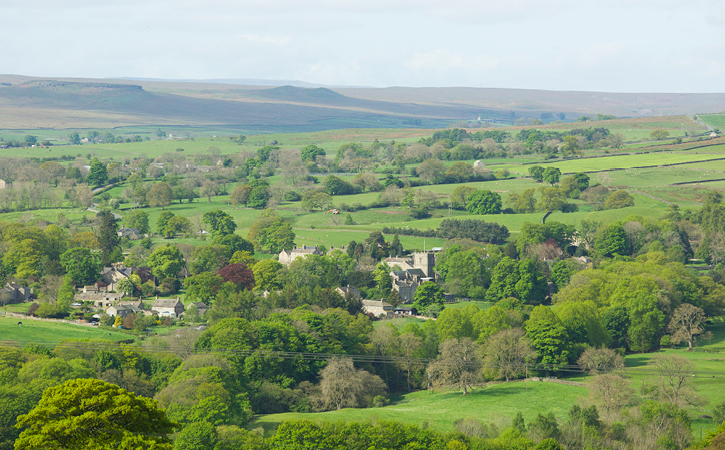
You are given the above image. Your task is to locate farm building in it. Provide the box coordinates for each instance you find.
[151,298,185,317]
[362,299,393,317]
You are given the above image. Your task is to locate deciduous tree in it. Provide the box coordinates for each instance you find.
[668,303,709,350]
[427,337,482,395]
[14,378,178,450]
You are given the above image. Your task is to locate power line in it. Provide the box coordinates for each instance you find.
[6,339,725,378]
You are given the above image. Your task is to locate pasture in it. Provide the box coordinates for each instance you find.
[249,381,588,436]
[0,316,131,344]
[251,319,725,437]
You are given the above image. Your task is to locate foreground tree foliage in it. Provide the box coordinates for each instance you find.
[14,378,178,450]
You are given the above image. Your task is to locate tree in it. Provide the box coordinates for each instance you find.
[188,246,228,275]
[572,173,590,191]
[526,305,570,373]
[123,210,150,235]
[542,167,561,185]
[668,303,709,350]
[604,190,634,209]
[163,215,191,238]
[301,144,326,162]
[648,354,695,406]
[301,191,332,212]
[529,165,545,182]
[185,273,224,305]
[252,259,283,291]
[560,136,581,157]
[156,211,175,235]
[86,158,108,187]
[427,337,482,395]
[577,348,625,374]
[230,184,252,208]
[60,247,99,286]
[650,129,670,140]
[212,234,255,258]
[507,188,537,213]
[148,244,185,281]
[606,133,624,149]
[96,211,121,266]
[324,176,354,195]
[14,378,178,450]
[319,358,386,410]
[485,257,548,305]
[451,186,477,210]
[484,328,537,381]
[442,250,489,299]
[146,182,173,209]
[589,374,633,420]
[40,161,66,187]
[465,190,502,215]
[217,263,255,291]
[202,210,237,238]
[627,292,665,352]
[116,277,135,296]
[416,158,445,184]
[412,281,445,312]
[247,211,295,254]
[174,421,218,450]
[446,162,474,183]
[67,132,81,145]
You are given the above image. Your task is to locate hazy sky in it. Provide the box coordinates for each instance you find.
[3,0,724,92]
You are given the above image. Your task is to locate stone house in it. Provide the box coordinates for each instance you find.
[117,227,141,240]
[278,245,324,266]
[188,302,208,317]
[361,299,393,317]
[151,297,185,317]
[0,179,12,190]
[75,291,125,308]
[0,282,32,305]
[102,265,135,292]
[335,285,361,299]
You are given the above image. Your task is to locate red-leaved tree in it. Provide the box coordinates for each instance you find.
[217,263,255,290]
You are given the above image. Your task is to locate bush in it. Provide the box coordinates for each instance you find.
[284,191,301,202]
[372,395,389,407]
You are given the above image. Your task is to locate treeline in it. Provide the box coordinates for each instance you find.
[382,218,510,245]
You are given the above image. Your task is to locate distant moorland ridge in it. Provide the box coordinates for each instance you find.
[0,74,723,131]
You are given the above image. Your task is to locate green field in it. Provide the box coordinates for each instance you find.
[700,114,725,130]
[0,316,131,344]
[249,382,587,436]
[252,319,725,437]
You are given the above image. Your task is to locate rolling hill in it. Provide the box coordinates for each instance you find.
[0,74,723,132]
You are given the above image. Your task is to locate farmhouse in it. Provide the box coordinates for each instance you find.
[106,305,132,318]
[151,297,185,317]
[101,264,135,291]
[0,282,31,305]
[75,290,125,307]
[279,245,324,266]
[117,227,141,240]
[0,179,12,190]
[361,299,393,317]
[335,285,361,299]
[188,302,208,317]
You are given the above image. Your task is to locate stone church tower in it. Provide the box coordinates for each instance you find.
[413,252,435,278]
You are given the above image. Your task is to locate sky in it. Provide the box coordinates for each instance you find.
[3,0,724,92]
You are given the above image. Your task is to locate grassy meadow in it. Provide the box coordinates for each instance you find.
[249,382,588,436]
[0,316,131,343]
[250,319,725,437]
